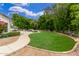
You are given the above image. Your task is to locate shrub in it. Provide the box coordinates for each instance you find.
[6,32,20,36]
[0,23,7,34]
[0,25,4,34]
[0,31,20,38]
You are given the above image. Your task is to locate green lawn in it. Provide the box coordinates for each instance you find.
[29,31,76,52]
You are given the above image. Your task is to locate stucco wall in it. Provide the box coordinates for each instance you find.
[0,14,9,23]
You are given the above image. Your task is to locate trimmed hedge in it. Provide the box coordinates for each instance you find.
[0,32,20,38]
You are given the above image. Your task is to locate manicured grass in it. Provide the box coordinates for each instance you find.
[29,31,76,52]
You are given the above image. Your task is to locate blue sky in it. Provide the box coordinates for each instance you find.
[0,3,53,19]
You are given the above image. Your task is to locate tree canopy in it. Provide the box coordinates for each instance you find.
[12,3,79,35]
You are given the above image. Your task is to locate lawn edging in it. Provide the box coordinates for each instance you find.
[28,31,79,53]
[28,42,78,53]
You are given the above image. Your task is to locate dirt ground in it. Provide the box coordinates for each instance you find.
[0,36,19,46]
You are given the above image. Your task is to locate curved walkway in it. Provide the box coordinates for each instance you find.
[8,31,79,56]
[0,31,30,56]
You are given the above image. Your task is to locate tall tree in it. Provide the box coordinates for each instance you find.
[12,14,31,29]
[69,4,79,31]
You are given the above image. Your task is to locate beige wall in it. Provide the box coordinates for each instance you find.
[0,14,9,23]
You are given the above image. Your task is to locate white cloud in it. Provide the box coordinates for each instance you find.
[0,4,4,10]
[9,6,44,17]
[12,3,29,7]
[0,3,4,6]
[9,6,24,12]
[8,12,19,16]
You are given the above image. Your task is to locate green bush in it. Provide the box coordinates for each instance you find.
[0,24,7,34]
[0,25,4,34]
[6,32,20,36]
[0,31,20,38]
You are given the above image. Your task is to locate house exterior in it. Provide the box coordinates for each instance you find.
[0,13,11,32]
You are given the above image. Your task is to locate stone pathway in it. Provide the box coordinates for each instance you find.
[0,31,30,56]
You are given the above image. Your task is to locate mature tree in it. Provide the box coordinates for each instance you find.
[12,3,79,34]
[38,3,71,32]
[52,4,72,32]
[69,4,79,31]
[38,14,53,31]
[12,14,31,29]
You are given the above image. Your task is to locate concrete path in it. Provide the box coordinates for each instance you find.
[0,31,30,56]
